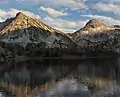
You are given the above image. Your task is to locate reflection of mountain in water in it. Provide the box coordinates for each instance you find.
[0,57,120,96]
[2,56,120,86]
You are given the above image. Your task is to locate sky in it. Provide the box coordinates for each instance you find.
[0,0,120,33]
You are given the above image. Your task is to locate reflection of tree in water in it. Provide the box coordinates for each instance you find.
[0,57,120,85]
[29,57,120,86]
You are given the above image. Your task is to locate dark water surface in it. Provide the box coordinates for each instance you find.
[0,56,120,97]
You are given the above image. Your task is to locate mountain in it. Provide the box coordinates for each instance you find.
[0,12,77,64]
[73,19,114,37]
[0,12,75,48]
[73,19,120,55]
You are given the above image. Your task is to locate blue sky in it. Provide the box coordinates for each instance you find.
[0,0,120,33]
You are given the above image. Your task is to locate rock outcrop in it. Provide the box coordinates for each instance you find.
[73,19,113,37]
[73,19,120,54]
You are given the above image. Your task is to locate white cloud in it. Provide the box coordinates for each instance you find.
[0,17,3,22]
[10,9,41,19]
[59,28,76,33]
[105,0,120,5]
[43,16,88,33]
[91,2,120,15]
[82,14,120,25]
[40,6,68,18]
[18,0,86,11]
[0,8,41,22]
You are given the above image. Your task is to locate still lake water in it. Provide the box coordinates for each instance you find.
[1,56,120,97]
[38,57,120,97]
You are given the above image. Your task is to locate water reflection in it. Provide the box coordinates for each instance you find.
[2,56,120,85]
[0,56,120,97]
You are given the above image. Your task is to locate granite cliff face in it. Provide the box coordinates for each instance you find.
[73,19,120,55]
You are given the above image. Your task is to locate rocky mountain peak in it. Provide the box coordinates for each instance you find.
[0,13,75,48]
[0,12,48,35]
[16,12,24,16]
[85,19,105,28]
[15,12,28,19]
[73,19,112,37]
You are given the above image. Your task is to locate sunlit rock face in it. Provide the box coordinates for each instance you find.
[0,12,75,48]
[0,12,77,65]
[73,19,120,54]
[73,19,112,37]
